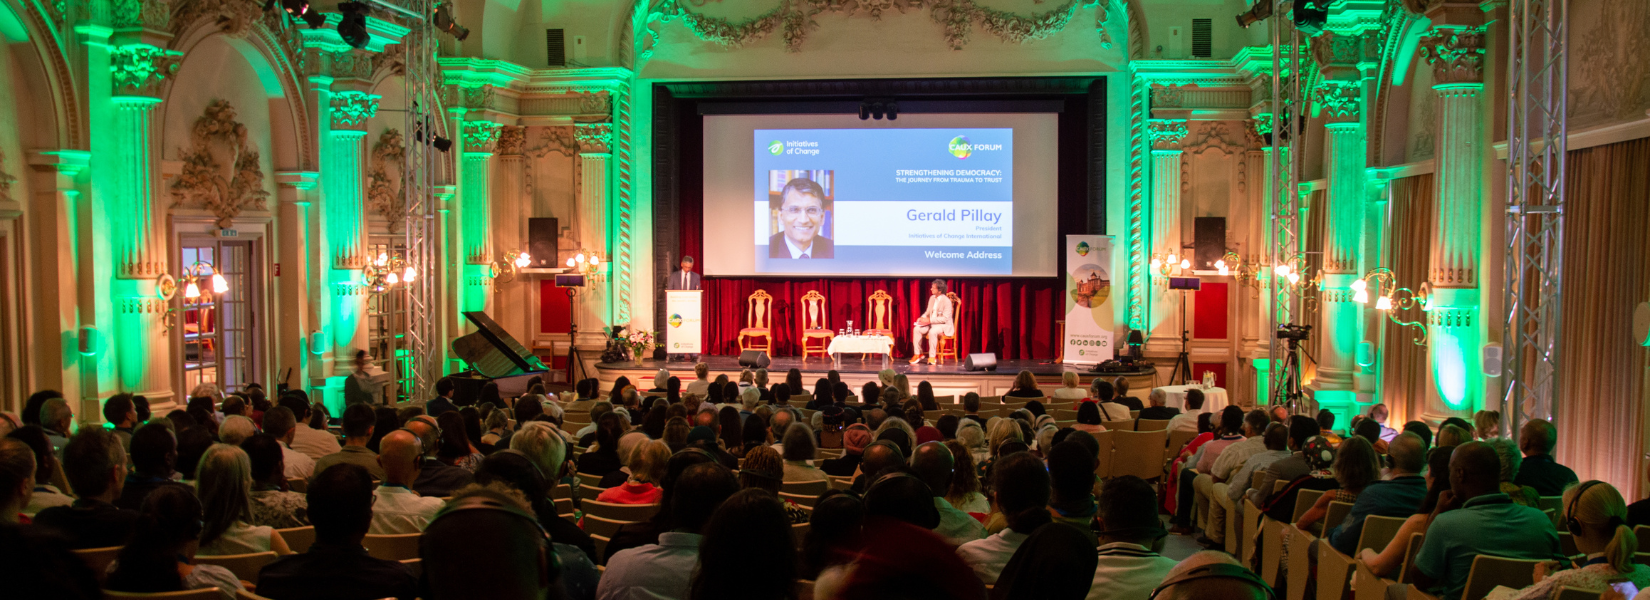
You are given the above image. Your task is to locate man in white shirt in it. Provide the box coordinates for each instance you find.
[912,442,984,546]
[909,279,954,365]
[598,462,739,600]
[1089,475,1179,600]
[957,452,1047,583]
[281,395,341,460]
[1090,380,1133,422]
[370,430,445,534]
[261,406,315,481]
[1200,409,1269,546]
[1223,423,1292,527]
[1166,390,1207,433]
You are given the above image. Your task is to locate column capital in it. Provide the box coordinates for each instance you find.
[1146,119,1188,152]
[329,91,380,131]
[496,126,527,156]
[462,120,503,154]
[28,149,92,174]
[1249,113,1274,146]
[1312,80,1363,123]
[110,44,182,99]
[575,123,613,154]
[275,171,321,191]
[1420,26,1487,86]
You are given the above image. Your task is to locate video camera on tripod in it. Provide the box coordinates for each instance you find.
[1275,323,1313,342]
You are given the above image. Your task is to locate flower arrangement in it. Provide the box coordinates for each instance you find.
[627,330,660,360]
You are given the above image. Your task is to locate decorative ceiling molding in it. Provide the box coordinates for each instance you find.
[1418,25,1486,86]
[1181,120,1258,155]
[169,99,269,227]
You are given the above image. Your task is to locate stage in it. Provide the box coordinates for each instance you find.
[593,355,1160,401]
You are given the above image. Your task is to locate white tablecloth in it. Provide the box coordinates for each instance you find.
[826,335,894,356]
[1153,385,1230,414]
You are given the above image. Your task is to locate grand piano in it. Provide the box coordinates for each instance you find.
[448,311,553,403]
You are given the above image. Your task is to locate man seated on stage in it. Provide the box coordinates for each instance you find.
[666,255,701,290]
[909,279,954,365]
[768,178,834,259]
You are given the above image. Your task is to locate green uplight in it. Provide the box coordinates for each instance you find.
[1434,335,1469,407]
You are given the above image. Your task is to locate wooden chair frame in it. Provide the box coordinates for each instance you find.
[798,290,834,359]
[738,290,774,354]
[864,290,895,339]
[935,292,962,364]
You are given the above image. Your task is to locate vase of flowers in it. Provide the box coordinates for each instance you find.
[626,330,658,366]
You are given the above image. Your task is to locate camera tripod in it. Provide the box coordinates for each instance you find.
[1167,290,1195,385]
[1270,333,1312,414]
[563,287,587,385]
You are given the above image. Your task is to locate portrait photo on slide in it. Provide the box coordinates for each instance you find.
[765,170,835,259]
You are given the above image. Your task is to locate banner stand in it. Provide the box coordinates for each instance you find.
[1061,235,1117,365]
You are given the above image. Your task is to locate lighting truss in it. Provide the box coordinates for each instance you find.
[396,0,440,402]
[1267,0,1306,409]
[1501,0,1568,436]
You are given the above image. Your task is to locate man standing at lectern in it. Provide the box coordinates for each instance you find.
[909,279,953,365]
[668,255,701,290]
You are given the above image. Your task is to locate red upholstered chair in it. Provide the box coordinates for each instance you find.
[864,290,895,340]
[799,290,834,359]
[935,292,962,364]
[738,290,774,354]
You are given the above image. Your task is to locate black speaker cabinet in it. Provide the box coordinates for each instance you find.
[528,218,558,268]
[738,350,771,368]
[963,353,997,372]
[1194,217,1226,270]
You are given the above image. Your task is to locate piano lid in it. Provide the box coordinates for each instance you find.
[451,311,546,378]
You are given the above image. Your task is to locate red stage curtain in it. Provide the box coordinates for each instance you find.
[701,278,1063,360]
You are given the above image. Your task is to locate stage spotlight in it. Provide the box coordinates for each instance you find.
[433,2,470,41]
[337,2,371,49]
[432,136,452,152]
[859,103,870,120]
[870,102,885,120]
[886,101,898,120]
[1235,0,1272,28]
[1292,0,1328,36]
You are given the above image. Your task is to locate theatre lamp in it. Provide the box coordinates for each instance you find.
[364,252,415,294]
[1353,267,1430,346]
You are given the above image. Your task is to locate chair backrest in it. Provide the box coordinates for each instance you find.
[1167,429,1198,454]
[400,558,422,580]
[552,483,572,500]
[1461,555,1543,600]
[1398,532,1426,583]
[1250,470,1267,492]
[748,290,774,330]
[583,514,629,539]
[583,500,662,523]
[285,477,307,493]
[74,545,123,583]
[946,291,963,345]
[1091,430,1115,479]
[866,290,894,332]
[781,479,830,496]
[1559,532,1578,558]
[779,491,822,507]
[1553,586,1603,600]
[792,522,810,548]
[237,589,276,600]
[1103,419,1136,432]
[1053,408,1079,422]
[1324,501,1355,531]
[194,551,279,584]
[1636,526,1650,553]
[361,533,422,561]
[1539,496,1564,530]
[273,526,315,553]
[799,290,829,331]
[1356,515,1408,554]
[1136,419,1171,432]
[1292,489,1326,523]
[790,394,813,405]
[1110,429,1167,480]
[105,589,224,599]
[579,483,607,500]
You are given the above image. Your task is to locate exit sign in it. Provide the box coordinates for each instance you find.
[216,228,239,238]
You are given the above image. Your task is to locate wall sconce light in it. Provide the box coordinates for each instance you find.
[1215,250,1261,289]
[1150,251,1191,277]
[565,249,605,284]
[363,252,415,294]
[493,250,533,284]
[1354,267,1430,346]
[158,262,228,330]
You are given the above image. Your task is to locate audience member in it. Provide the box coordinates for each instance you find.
[1327,431,1427,555]
[1436,423,1472,448]
[1165,390,1203,433]
[1359,445,1456,577]
[1296,435,1379,531]
[40,397,73,457]
[256,463,419,600]
[802,490,864,581]
[217,414,257,446]
[1222,423,1291,525]
[991,522,1099,600]
[106,486,244,600]
[196,443,291,556]
[738,445,810,523]
[368,407,400,453]
[944,439,988,515]
[1088,474,1178,599]
[1473,409,1502,440]
[1246,416,1320,510]
[371,429,445,533]
[1316,409,1343,444]
[689,488,798,600]
[910,441,984,546]
[434,411,483,472]
[782,423,830,483]
[1152,551,1273,600]
[492,426,598,562]
[598,462,739,600]
[175,425,216,481]
[403,415,475,497]
[315,403,386,481]
[1113,376,1145,412]
[1269,404,1290,423]
[836,470,988,600]
[1046,440,1099,535]
[261,406,316,480]
[33,428,138,548]
[1195,409,1267,545]
[105,393,139,450]
[1489,436,1543,507]
[242,433,310,528]
[597,439,669,505]
[115,423,191,511]
[1052,372,1087,401]
[421,484,561,600]
[1498,481,1650,599]
[282,392,341,460]
[0,438,33,522]
[851,440,906,494]
[1004,371,1043,399]
[822,423,870,477]
[1072,402,1106,435]
[1259,436,1340,522]
[1137,388,1180,423]
[957,451,1049,583]
[20,389,61,428]
[1513,418,1578,497]
[663,415,691,452]
[576,412,626,479]
[1410,441,1560,599]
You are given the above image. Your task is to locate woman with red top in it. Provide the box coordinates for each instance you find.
[595,439,670,505]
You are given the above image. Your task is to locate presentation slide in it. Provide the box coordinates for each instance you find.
[703,114,1058,277]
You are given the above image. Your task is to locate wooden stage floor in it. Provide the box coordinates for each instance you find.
[594,355,1162,399]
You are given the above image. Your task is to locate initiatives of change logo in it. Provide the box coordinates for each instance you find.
[768,140,784,155]
[948,136,973,159]
[669,314,684,328]
[1075,241,1091,256]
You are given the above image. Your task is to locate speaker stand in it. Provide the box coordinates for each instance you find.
[1168,290,1194,385]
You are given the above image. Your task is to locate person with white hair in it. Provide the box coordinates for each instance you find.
[217,415,258,446]
[509,421,569,481]
[739,387,761,424]
[649,369,670,392]
[956,421,989,465]
[39,398,74,457]
[1052,372,1088,401]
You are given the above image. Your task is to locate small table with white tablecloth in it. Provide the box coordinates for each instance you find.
[825,335,894,369]
[1153,384,1230,414]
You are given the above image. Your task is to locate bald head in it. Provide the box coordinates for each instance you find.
[1519,418,1557,457]
[1449,441,1502,500]
[378,430,423,485]
[770,409,794,439]
[1156,551,1270,600]
[909,441,954,497]
[1387,431,1426,474]
[860,440,905,482]
[404,416,440,458]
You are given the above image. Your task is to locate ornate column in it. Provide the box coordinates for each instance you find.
[1145,118,1187,343]
[457,118,501,321]
[1313,79,1366,411]
[575,123,614,333]
[492,126,529,338]
[323,91,378,372]
[1420,23,1487,415]
[1250,114,1277,402]
[1362,168,1397,402]
[274,171,320,389]
[27,150,91,405]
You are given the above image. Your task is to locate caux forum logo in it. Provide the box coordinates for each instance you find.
[947,135,1002,159]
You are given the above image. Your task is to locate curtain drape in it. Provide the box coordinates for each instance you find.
[1555,137,1650,499]
[700,277,1064,359]
[1380,174,1436,425]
